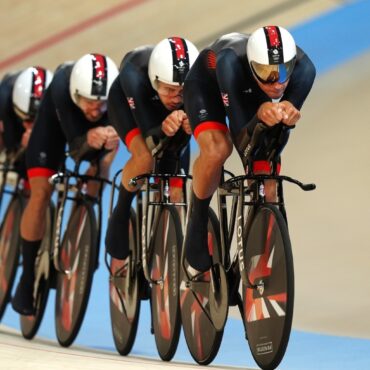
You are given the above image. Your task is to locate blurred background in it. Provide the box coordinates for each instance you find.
[1,1,370,369]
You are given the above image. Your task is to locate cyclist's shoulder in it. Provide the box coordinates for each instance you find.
[119,45,154,73]
[0,74,19,120]
[0,70,20,99]
[54,60,74,73]
[53,61,74,84]
[211,32,248,54]
[47,61,74,104]
[118,46,154,92]
[207,33,249,70]
[293,46,316,77]
[0,70,21,86]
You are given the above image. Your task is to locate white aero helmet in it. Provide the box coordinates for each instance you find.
[148,37,199,90]
[247,26,296,84]
[69,53,118,105]
[12,66,53,120]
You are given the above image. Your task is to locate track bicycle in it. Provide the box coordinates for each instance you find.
[180,123,316,369]
[19,158,111,347]
[106,136,189,361]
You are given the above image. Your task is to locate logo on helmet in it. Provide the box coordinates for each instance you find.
[175,60,187,76]
[264,26,284,64]
[169,37,190,85]
[91,54,108,97]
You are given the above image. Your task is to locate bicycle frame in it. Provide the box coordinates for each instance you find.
[217,169,315,299]
[129,171,190,287]
[106,142,191,288]
[0,156,25,213]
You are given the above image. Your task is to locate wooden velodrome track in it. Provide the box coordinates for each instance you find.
[1,0,370,369]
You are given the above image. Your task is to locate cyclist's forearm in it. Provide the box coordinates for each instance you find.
[69,134,95,161]
[234,120,268,167]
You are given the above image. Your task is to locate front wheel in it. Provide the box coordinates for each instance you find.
[0,196,23,320]
[109,208,140,355]
[242,204,294,370]
[55,200,97,347]
[150,205,182,361]
[180,207,225,365]
[21,203,54,339]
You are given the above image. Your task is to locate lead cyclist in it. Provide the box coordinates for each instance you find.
[183,26,316,276]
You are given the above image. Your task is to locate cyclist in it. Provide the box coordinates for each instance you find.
[105,37,198,269]
[11,53,119,315]
[183,26,316,274]
[0,67,53,176]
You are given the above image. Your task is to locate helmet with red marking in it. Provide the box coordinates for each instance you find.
[148,37,199,90]
[69,53,118,105]
[247,26,296,84]
[12,66,53,121]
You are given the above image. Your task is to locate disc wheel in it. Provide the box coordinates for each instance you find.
[21,203,54,339]
[150,205,182,361]
[242,204,294,370]
[109,208,140,355]
[55,201,97,347]
[0,197,22,320]
[180,207,226,365]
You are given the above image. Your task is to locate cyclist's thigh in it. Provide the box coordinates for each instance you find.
[184,49,226,133]
[26,105,66,173]
[108,87,138,147]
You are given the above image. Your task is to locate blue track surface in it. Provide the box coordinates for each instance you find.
[2,1,370,369]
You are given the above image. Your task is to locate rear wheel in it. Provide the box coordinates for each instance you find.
[109,208,140,355]
[150,205,182,361]
[0,197,22,320]
[55,200,97,347]
[180,207,225,365]
[242,204,294,370]
[20,203,54,339]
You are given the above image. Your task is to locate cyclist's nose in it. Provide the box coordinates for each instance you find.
[171,95,183,104]
[90,108,101,117]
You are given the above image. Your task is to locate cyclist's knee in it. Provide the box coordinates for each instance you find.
[170,186,183,202]
[132,149,153,171]
[264,180,277,202]
[198,130,233,165]
[28,178,52,210]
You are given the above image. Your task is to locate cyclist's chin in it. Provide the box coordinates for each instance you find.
[165,103,182,111]
[85,113,103,122]
[264,89,284,99]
